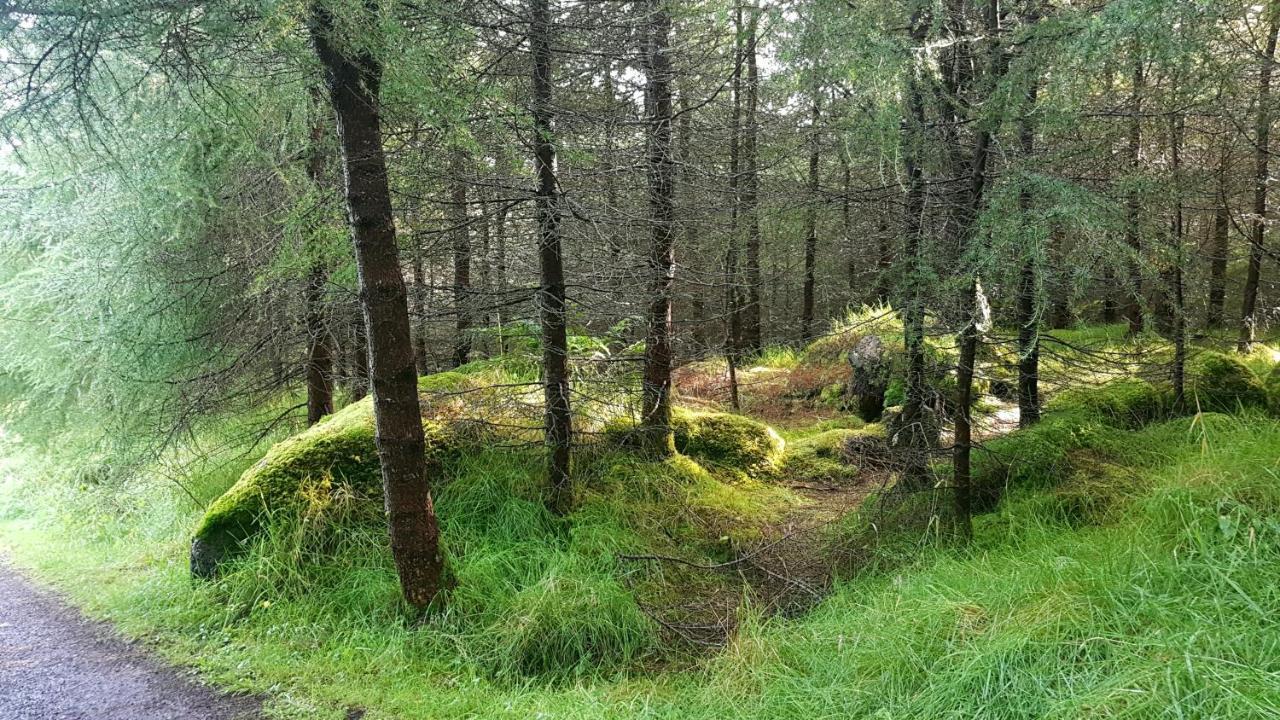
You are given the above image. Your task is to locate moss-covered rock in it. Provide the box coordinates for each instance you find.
[670,407,784,478]
[1188,351,1266,412]
[191,373,475,577]
[604,407,785,479]
[778,428,867,484]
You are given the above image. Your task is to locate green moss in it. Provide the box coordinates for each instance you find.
[1187,351,1266,412]
[581,452,791,546]
[1262,364,1280,416]
[1024,456,1147,527]
[778,428,865,484]
[417,370,471,392]
[670,407,785,478]
[604,407,786,479]
[191,373,474,577]
[1047,377,1172,428]
[972,377,1173,514]
[970,409,1115,513]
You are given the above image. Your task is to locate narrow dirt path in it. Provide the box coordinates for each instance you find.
[0,561,260,720]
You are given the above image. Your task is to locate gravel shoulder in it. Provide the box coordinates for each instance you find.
[0,560,260,720]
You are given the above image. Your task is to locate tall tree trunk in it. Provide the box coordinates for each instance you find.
[531,0,574,514]
[1171,114,1187,406]
[305,85,334,425]
[603,62,624,259]
[953,0,1007,534]
[1240,3,1280,351]
[309,2,445,609]
[351,313,369,401]
[896,12,933,493]
[493,152,509,331]
[801,89,820,343]
[1101,268,1119,324]
[1123,56,1145,335]
[411,230,429,375]
[451,149,472,367]
[304,273,335,424]
[740,4,763,352]
[724,0,745,409]
[840,147,858,295]
[1016,81,1040,428]
[640,0,676,455]
[477,182,493,335]
[1206,146,1230,329]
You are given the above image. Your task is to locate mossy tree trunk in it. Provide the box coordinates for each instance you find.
[310,1,446,609]
[531,0,574,513]
[640,0,677,457]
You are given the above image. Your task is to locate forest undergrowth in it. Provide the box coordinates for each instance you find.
[3,322,1280,719]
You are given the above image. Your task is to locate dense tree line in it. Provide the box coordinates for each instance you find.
[1,0,1278,605]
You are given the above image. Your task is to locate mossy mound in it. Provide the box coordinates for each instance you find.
[1187,351,1266,412]
[605,407,786,480]
[580,452,792,548]
[778,428,869,484]
[972,378,1173,514]
[1265,364,1280,415]
[191,373,479,577]
[486,552,657,677]
[670,407,785,478]
[1046,377,1172,428]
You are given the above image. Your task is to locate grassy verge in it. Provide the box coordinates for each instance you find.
[4,403,1280,717]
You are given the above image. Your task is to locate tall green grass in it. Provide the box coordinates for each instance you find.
[4,404,1280,717]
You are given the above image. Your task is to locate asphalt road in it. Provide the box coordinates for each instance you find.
[0,561,260,720]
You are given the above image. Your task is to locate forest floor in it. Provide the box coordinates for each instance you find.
[4,325,1280,718]
[0,561,260,720]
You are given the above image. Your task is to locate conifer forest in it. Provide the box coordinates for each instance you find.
[2,1,1280,718]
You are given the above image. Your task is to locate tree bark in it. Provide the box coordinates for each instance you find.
[531,0,574,514]
[451,149,472,368]
[477,182,493,331]
[953,0,1008,534]
[800,89,820,343]
[1016,81,1040,428]
[639,0,677,456]
[1123,56,1144,335]
[740,4,763,352]
[896,11,934,493]
[1206,146,1230,329]
[724,0,745,409]
[1240,3,1280,351]
[1171,114,1187,406]
[309,1,445,609]
[351,313,369,402]
[411,230,429,375]
[304,85,334,426]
